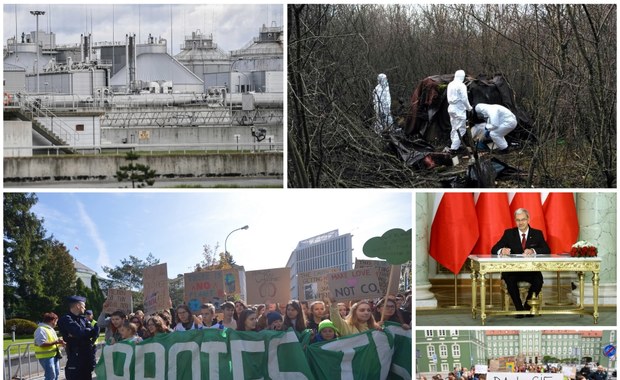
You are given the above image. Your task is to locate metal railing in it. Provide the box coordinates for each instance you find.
[4,141,284,156]
[19,97,79,146]
[4,341,105,380]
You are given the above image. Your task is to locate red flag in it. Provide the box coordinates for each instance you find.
[543,193,579,253]
[472,193,512,255]
[429,193,479,274]
[509,193,547,238]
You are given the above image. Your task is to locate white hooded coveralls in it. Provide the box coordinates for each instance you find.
[474,103,517,150]
[447,70,473,149]
[373,73,393,133]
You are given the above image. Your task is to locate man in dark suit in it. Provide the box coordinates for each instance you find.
[491,208,550,317]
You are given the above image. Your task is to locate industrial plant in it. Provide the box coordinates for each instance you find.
[3,5,284,186]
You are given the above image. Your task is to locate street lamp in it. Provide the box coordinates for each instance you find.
[234,70,252,93]
[224,225,249,255]
[229,57,243,125]
[30,10,45,93]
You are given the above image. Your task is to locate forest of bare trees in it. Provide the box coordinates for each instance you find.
[288,4,616,188]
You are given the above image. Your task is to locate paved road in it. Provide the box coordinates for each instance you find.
[4,176,283,188]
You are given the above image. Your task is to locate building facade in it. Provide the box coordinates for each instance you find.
[286,230,352,299]
[416,330,486,376]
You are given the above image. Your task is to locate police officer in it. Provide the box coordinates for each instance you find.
[57,296,100,380]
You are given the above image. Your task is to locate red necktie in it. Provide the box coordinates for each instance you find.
[521,233,526,250]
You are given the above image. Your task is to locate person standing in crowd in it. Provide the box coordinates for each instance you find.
[336,302,349,318]
[266,311,283,330]
[84,310,96,328]
[157,310,175,332]
[97,309,126,345]
[200,303,218,328]
[213,301,237,330]
[174,305,202,331]
[374,297,411,329]
[306,301,326,333]
[119,321,143,343]
[57,296,99,380]
[237,309,258,331]
[281,300,307,333]
[325,297,380,337]
[234,300,247,322]
[144,315,168,338]
[399,294,412,325]
[129,315,147,339]
[312,320,340,344]
[34,312,65,380]
[589,366,608,380]
[300,301,311,321]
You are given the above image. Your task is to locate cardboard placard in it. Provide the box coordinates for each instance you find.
[104,288,133,315]
[297,267,339,301]
[327,268,382,301]
[475,365,488,374]
[142,263,170,315]
[355,259,400,295]
[184,271,226,313]
[245,267,291,305]
[486,373,563,380]
[221,269,241,298]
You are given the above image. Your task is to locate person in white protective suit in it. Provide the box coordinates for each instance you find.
[445,70,473,153]
[474,103,517,154]
[373,73,393,134]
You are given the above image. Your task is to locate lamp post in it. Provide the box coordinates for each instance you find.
[30,10,45,93]
[234,70,252,93]
[229,57,243,125]
[224,225,249,255]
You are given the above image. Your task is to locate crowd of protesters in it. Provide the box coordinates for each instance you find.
[92,291,411,345]
[425,363,610,380]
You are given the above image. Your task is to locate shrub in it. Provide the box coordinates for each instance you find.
[5,318,38,336]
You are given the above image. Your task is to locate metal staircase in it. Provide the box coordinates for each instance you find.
[15,98,78,154]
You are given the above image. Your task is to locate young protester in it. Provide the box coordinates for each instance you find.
[173,305,202,331]
[200,303,218,328]
[374,297,411,329]
[212,301,237,330]
[97,309,126,345]
[312,319,340,343]
[266,311,283,330]
[119,321,142,343]
[306,301,326,333]
[237,309,258,331]
[281,300,307,333]
[129,316,147,339]
[325,296,380,337]
[336,302,349,318]
[157,310,175,332]
[144,315,168,338]
[234,300,248,322]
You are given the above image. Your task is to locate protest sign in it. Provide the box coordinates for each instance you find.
[142,263,169,315]
[487,373,563,380]
[245,267,290,305]
[221,269,241,297]
[297,267,338,301]
[328,268,383,301]
[95,322,411,380]
[184,270,226,312]
[476,365,489,374]
[356,259,400,296]
[103,289,133,315]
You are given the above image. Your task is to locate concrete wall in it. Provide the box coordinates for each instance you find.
[4,121,33,157]
[4,152,282,181]
[101,125,282,146]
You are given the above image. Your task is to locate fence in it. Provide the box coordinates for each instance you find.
[4,341,104,380]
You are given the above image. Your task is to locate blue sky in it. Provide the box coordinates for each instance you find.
[31,191,412,279]
[4,4,284,55]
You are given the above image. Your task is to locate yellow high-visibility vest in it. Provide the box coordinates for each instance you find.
[33,325,59,359]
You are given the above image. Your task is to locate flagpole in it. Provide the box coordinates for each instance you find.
[446,273,467,309]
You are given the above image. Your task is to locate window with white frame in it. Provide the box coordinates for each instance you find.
[428,345,436,358]
[452,344,461,358]
[439,344,448,358]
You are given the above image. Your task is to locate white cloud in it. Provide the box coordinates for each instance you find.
[75,200,111,269]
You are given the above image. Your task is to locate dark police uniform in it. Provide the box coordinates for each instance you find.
[57,297,100,380]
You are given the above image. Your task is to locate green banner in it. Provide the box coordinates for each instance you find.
[95,323,411,380]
